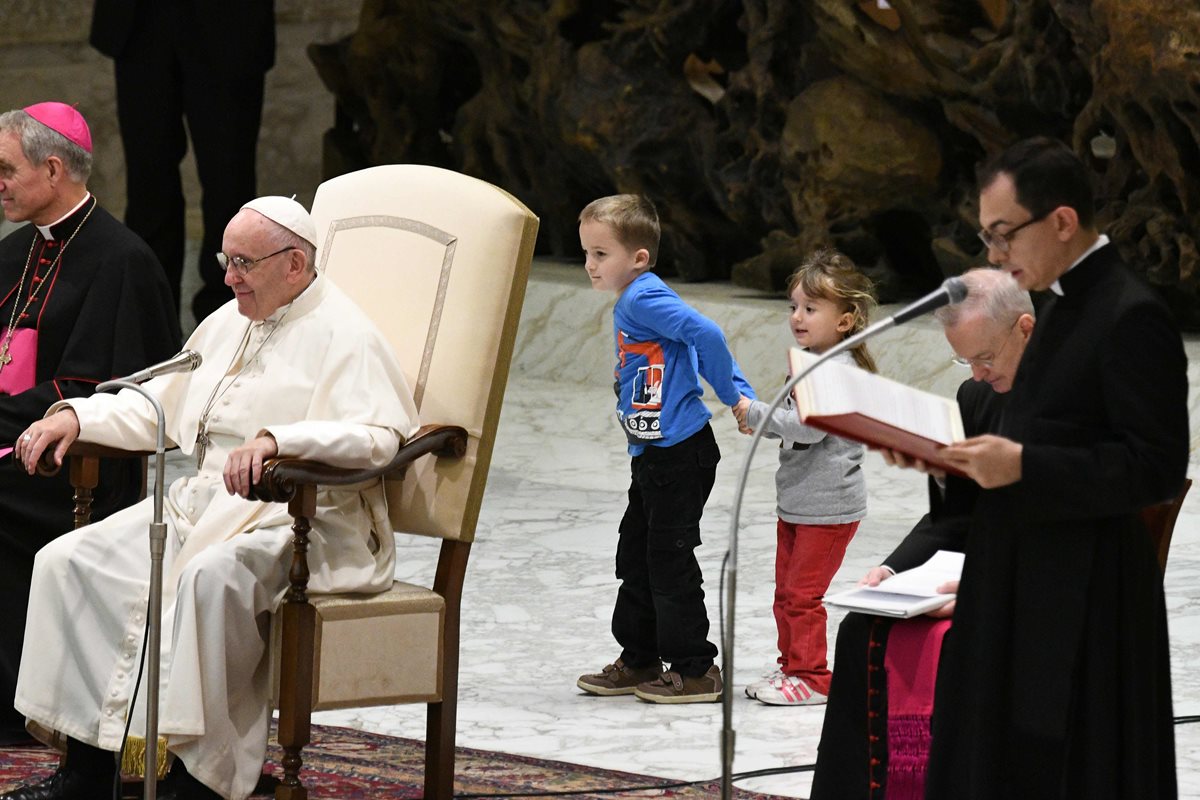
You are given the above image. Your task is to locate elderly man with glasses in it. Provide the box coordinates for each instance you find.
[810,267,1034,799]
[3,197,419,800]
[928,137,1187,799]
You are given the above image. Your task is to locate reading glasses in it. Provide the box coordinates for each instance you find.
[951,319,1019,368]
[216,246,296,276]
[977,209,1050,253]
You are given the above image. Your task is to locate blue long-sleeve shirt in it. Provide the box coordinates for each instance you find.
[612,272,754,455]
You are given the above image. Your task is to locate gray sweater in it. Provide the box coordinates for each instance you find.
[745,351,867,525]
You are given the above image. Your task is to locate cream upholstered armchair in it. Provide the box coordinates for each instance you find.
[260,164,537,799]
[51,164,538,799]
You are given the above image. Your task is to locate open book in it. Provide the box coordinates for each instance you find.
[824,550,963,618]
[789,348,966,476]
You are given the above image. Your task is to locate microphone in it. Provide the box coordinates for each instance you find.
[892,276,969,325]
[837,276,969,354]
[118,350,203,384]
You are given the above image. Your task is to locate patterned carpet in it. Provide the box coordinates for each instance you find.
[0,725,798,799]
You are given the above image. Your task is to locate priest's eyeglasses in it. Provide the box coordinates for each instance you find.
[215,247,296,276]
[951,320,1019,368]
[977,210,1050,254]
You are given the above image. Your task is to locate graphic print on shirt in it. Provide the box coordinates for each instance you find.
[617,330,664,441]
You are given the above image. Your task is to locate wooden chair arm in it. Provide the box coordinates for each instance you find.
[36,441,157,477]
[250,424,468,504]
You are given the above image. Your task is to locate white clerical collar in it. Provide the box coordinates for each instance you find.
[35,193,91,240]
[1049,233,1109,296]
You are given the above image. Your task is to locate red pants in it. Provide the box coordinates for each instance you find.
[773,518,859,694]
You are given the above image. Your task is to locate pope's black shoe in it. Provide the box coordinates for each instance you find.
[0,766,106,800]
[0,723,38,747]
[155,758,221,800]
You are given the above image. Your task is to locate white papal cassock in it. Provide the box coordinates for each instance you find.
[14,274,418,800]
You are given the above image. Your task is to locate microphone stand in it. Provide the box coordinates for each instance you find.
[719,320,895,800]
[96,379,167,800]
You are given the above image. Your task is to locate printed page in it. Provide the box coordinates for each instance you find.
[824,550,963,618]
[871,550,964,596]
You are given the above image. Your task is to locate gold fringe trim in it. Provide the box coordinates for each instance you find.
[120,734,169,779]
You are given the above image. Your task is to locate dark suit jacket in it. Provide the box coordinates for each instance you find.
[90,0,275,73]
[927,244,1188,800]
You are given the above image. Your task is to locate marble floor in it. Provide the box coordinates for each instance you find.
[294,260,1200,799]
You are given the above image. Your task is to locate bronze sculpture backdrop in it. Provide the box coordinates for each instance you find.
[309,0,1200,327]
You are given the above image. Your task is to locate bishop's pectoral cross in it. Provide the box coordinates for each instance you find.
[196,428,211,470]
[0,346,12,370]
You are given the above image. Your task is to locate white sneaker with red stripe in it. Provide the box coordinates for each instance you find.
[743,668,784,699]
[754,674,827,706]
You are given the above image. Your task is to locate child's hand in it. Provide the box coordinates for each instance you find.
[731,396,753,434]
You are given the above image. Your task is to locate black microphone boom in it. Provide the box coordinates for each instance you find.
[119,350,203,384]
[834,277,969,356]
[892,276,969,325]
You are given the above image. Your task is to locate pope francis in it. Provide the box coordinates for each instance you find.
[4,196,419,800]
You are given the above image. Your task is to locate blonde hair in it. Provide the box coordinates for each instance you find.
[787,249,878,373]
[578,194,660,267]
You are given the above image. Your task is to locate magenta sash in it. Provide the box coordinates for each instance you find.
[884,617,952,800]
[0,327,37,457]
[0,327,37,397]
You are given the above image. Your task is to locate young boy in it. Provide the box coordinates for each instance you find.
[575,194,754,703]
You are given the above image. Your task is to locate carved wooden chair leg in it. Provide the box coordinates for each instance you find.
[275,485,317,800]
[69,455,100,528]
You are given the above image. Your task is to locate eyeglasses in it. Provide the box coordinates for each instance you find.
[976,210,1050,254]
[215,246,295,276]
[950,319,1019,368]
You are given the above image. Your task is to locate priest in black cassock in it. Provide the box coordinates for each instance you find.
[0,102,180,745]
[930,137,1188,799]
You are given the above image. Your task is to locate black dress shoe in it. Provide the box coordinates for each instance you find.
[0,721,39,747]
[157,760,220,800]
[0,767,106,800]
[0,732,39,747]
[251,772,279,796]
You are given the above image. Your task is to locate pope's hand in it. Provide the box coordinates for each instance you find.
[223,434,279,497]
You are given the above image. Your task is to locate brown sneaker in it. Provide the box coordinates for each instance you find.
[577,658,663,696]
[634,665,723,704]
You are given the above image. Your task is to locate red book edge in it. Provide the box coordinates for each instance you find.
[801,412,968,479]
